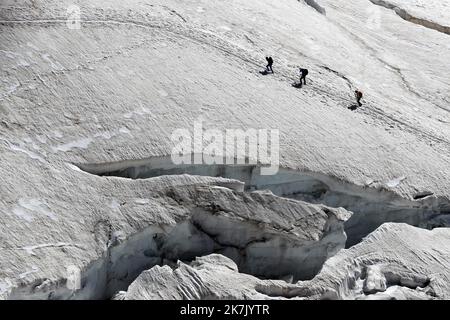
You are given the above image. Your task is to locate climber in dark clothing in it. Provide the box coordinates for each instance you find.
[299,68,309,85]
[355,90,363,107]
[266,56,274,73]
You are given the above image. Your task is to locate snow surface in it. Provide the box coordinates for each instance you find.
[0,0,449,300]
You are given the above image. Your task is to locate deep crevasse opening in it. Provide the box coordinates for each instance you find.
[76,154,449,247]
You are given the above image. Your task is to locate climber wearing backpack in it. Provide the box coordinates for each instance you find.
[355,90,363,107]
[299,68,309,85]
[266,56,274,73]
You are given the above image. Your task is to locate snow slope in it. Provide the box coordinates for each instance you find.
[0,0,449,299]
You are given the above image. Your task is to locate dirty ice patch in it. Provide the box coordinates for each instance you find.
[385,176,407,188]
[12,198,57,222]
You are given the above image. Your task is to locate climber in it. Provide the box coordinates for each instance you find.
[299,68,309,85]
[355,89,363,107]
[266,56,274,73]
